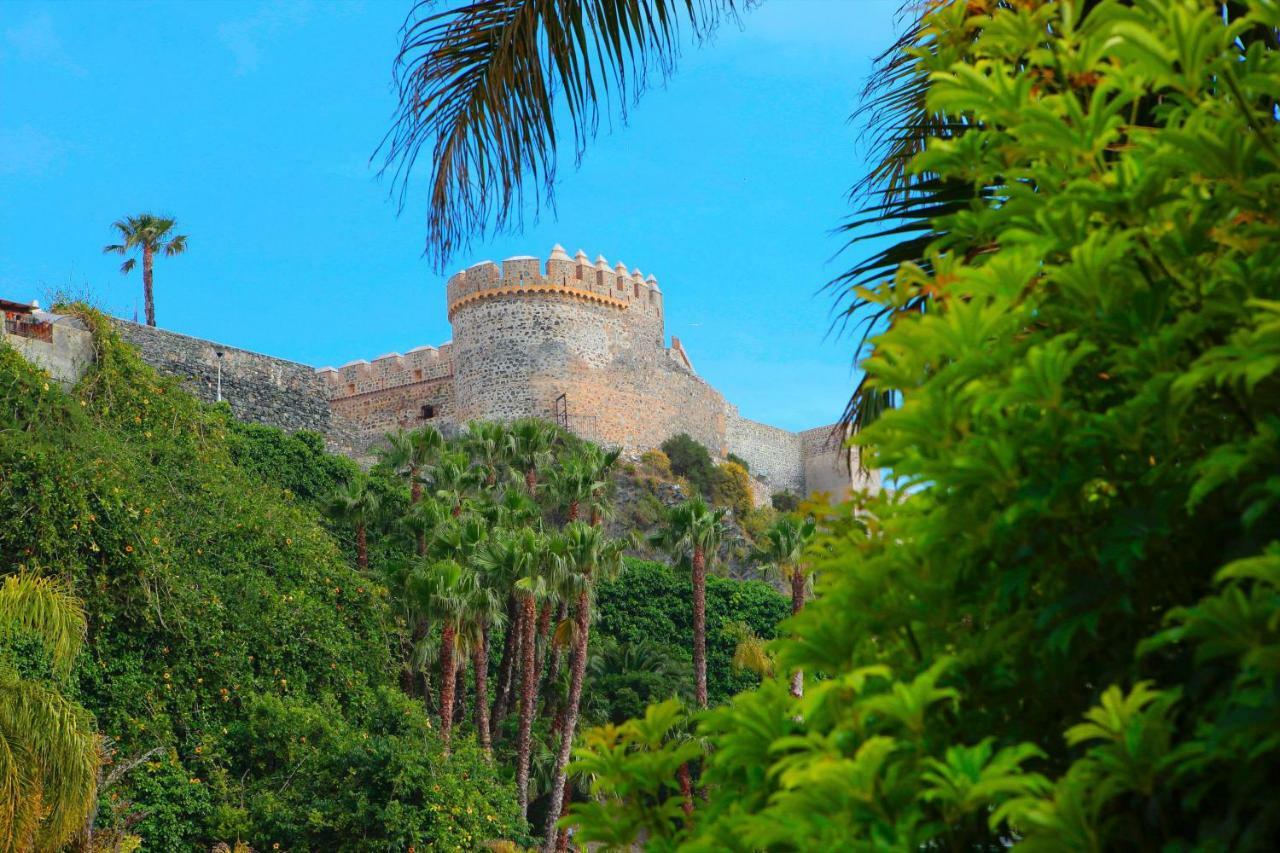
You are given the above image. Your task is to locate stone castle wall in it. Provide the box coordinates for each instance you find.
[108,319,350,448]
[4,245,866,498]
[725,412,806,494]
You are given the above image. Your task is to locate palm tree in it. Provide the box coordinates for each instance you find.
[456,572,505,755]
[325,474,381,570]
[542,522,626,849]
[474,527,548,818]
[380,426,444,554]
[102,213,188,327]
[753,515,817,697]
[483,485,543,725]
[507,418,557,496]
[412,559,473,753]
[463,420,511,486]
[0,574,100,852]
[546,445,620,524]
[651,497,729,709]
[428,449,478,517]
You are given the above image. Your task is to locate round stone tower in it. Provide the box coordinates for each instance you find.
[445,245,733,448]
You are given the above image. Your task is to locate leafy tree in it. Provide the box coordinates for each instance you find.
[0,574,99,852]
[224,423,358,504]
[102,213,187,327]
[752,514,816,695]
[651,498,730,709]
[507,418,558,495]
[660,434,715,496]
[562,1,1280,848]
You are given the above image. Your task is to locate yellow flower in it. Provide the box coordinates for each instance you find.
[125,545,134,553]
[151,537,160,545]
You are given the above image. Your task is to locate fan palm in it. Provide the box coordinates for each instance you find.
[428,449,480,517]
[0,574,100,853]
[542,522,626,849]
[102,213,188,327]
[456,573,506,755]
[381,426,445,553]
[752,514,817,696]
[474,527,550,817]
[325,474,381,570]
[507,418,557,496]
[410,559,474,753]
[463,420,511,486]
[650,497,728,709]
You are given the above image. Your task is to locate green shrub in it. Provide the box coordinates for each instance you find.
[639,448,673,478]
[739,505,777,542]
[770,491,801,513]
[726,453,750,472]
[710,461,752,517]
[660,434,714,495]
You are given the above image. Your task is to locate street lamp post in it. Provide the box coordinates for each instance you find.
[215,350,224,402]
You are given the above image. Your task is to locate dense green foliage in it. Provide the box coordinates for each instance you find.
[567,1,1280,849]
[0,312,522,850]
[594,559,788,709]
[224,419,358,504]
[659,434,715,496]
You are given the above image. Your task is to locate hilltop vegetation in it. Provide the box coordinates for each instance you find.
[0,311,521,849]
[0,308,793,850]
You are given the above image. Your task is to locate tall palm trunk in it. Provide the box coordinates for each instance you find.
[410,479,426,556]
[142,244,155,326]
[678,763,694,820]
[525,467,537,495]
[790,569,806,698]
[692,545,708,708]
[554,779,573,851]
[568,499,580,522]
[532,601,552,689]
[439,622,457,754]
[493,594,519,725]
[473,626,492,755]
[356,523,368,570]
[542,588,591,849]
[516,592,538,818]
[543,599,568,716]
[455,657,467,725]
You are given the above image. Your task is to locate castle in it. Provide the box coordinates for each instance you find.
[3,245,874,499]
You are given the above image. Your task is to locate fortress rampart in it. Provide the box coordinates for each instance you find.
[318,245,874,498]
[3,245,875,499]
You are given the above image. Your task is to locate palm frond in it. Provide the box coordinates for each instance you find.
[0,574,86,677]
[379,0,748,268]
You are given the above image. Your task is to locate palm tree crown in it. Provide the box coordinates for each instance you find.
[102,213,187,327]
[0,574,100,852]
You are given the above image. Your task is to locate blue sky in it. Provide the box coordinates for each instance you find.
[0,0,901,431]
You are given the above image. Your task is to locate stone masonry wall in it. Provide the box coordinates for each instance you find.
[724,412,807,495]
[800,424,878,499]
[109,319,345,446]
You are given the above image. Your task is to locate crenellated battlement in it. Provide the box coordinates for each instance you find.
[318,342,455,400]
[445,245,664,323]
